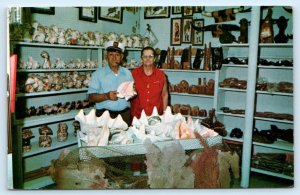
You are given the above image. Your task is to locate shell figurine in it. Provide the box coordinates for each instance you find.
[57,122,68,142]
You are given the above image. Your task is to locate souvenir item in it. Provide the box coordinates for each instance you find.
[57,123,68,142]
[22,129,35,152]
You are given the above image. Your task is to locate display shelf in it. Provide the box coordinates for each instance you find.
[182,114,206,120]
[221,43,250,47]
[222,136,243,143]
[14,41,102,49]
[126,47,142,51]
[256,90,293,96]
[222,64,248,68]
[23,135,77,158]
[253,140,293,152]
[24,176,54,190]
[170,92,214,98]
[81,136,222,158]
[218,87,247,92]
[250,168,293,180]
[17,68,97,73]
[15,108,92,128]
[161,69,215,73]
[257,65,293,70]
[16,88,88,97]
[254,117,293,124]
[216,111,245,118]
[258,43,293,48]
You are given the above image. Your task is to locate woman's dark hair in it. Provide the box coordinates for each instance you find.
[141,46,155,57]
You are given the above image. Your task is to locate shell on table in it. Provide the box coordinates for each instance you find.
[75,109,129,146]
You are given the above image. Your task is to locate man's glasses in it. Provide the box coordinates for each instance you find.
[142,54,154,59]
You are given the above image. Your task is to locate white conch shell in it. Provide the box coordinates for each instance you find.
[109,114,128,131]
[75,109,128,146]
[117,81,137,100]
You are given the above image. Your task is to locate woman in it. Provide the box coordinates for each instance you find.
[130,46,169,119]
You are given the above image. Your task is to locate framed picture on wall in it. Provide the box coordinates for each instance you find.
[31,7,55,15]
[182,6,193,17]
[144,7,170,19]
[172,6,182,15]
[99,7,123,24]
[79,7,97,23]
[170,18,182,46]
[193,6,205,13]
[182,18,193,44]
[192,19,204,46]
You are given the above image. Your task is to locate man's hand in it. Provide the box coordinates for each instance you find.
[107,90,118,101]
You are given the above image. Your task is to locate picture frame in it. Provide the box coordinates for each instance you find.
[182,18,193,44]
[172,6,182,15]
[144,7,170,19]
[182,6,193,17]
[192,19,204,46]
[31,7,55,15]
[79,7,97,23]
[170,18,182,46]
[99,7,123,24]
[193,6,205,13]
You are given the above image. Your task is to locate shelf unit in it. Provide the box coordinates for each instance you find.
[216,7,294,187]
[163,68,219,118]
[11,40,144,189]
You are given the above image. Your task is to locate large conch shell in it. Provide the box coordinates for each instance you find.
[117,81,137,100]
[75,109,129,146]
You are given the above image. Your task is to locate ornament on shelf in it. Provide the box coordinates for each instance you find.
[57,123,68,142]
[22,129,35,152]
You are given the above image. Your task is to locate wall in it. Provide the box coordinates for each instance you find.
[139,6,293,50]
[32,7,139,35]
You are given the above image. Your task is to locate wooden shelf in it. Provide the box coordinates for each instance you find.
[170,92,214,98]
[254,117,293,124]
[222,64,248,68]
[258,43,293,48]
[17,68,97,73]
[221,43,249,47]
[216,111,245,118]
[256,90,293,96]
[257,65,293,69]
[16,108,92,128]
[250,168,293,180]
[24,176,55,189]
[14,41,102,49]
[23,135,77,158]
[161,69,215,73]
[253,139,293,152]
[16,88,88,97]
[218,87,247,92]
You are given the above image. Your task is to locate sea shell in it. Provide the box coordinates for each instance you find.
[75,109,129,146]
[116,81,137,100]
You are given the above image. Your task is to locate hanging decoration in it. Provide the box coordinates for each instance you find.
[201,6,251,23]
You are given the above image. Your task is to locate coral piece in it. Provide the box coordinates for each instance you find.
[187,133,220,188]
[143,139,194,188]
[49,148,108,189]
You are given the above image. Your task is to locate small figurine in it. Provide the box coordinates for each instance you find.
[22,129,35,152]
[260,8,274,43]
[57,122,68,142]
[72,120,81,136]
[41,51,52,69]
[274,16,289,43]
[39,133,52,147]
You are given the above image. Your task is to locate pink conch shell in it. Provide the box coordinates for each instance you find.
[117,81,137,100]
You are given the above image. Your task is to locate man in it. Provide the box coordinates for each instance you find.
[88,41,133,125]
[131,46,169,119]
